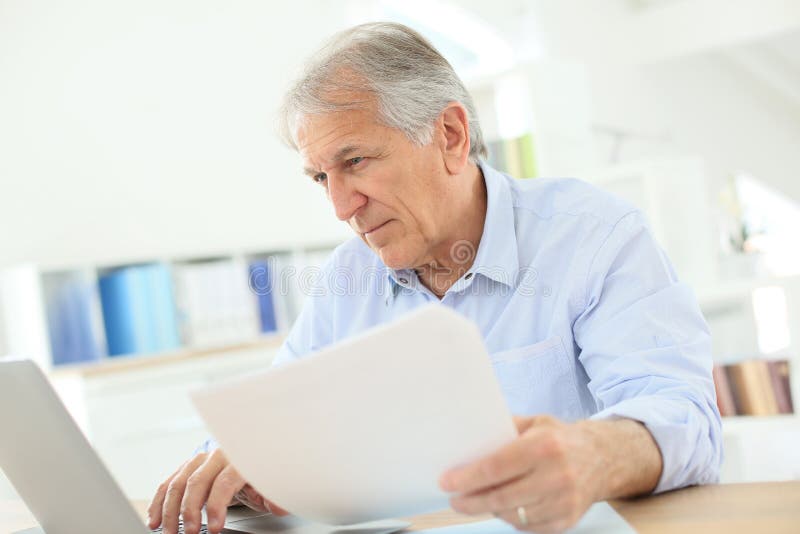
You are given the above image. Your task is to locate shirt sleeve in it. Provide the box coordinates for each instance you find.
[572,210,723,493]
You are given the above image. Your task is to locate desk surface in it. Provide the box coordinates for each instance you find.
[2,481,799,533]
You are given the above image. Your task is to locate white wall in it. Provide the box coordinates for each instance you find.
[3,1,800,271]
[586,52,800,202]
[0,0,352,269]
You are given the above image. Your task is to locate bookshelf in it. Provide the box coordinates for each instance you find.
[0,244,339,373]
[700,275,800,423]
[48,332,285,378]
[0,244,339,497]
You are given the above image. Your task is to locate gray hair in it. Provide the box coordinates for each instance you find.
[279,22,488,162]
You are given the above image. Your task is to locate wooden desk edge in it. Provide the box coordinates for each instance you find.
[4,481,800,533]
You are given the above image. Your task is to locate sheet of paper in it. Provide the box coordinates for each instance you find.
[412,502,636,533]
[191,304,517,526]
[213,506,410,533]
[222,512,410,534]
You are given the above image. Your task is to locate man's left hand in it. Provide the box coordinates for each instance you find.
[438,415,607,533]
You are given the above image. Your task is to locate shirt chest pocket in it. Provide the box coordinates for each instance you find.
[490,336,581,419]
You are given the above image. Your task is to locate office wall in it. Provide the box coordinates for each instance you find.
[0,0,352,269]
[587,52,800,202]
[4,2,800,271]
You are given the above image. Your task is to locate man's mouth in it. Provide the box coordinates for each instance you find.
[362,220,390,235]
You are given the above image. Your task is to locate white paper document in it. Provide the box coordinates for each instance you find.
[412,502,636,533]
[191,304,517,526]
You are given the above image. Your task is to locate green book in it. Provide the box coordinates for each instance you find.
[518,132,537,179]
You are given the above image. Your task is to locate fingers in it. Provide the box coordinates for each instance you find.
[205,463,247,534]
[146,449,283,534]
[440,417,562,495]
[179,450,232,534]
[232,486,290,516]
[493,492,584,534]
[148,454,207,532]
[440,437,536,495]
[163,453,222,534]
[147,463,186,529]
[231,484,291,517]
[512,416,533,435]
[234,484,270,512]
[450,470,544,515]
[494,504,562,534]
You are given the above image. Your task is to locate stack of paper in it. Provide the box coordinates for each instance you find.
[191,304,517,526]
[172,259,260,347]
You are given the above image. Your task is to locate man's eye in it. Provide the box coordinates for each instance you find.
[313,172,327,184]
[348,157,364,166]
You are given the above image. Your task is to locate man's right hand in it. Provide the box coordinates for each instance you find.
[146,448,288,534]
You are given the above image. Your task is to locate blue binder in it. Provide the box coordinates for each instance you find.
[249,260,277,333]
[99,264,181,356]
[47,278,104,365]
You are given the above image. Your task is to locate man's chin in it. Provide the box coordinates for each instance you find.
[374,245,414,271]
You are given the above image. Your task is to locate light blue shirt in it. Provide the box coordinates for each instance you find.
[199,162,721,494]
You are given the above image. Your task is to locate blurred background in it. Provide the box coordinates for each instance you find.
[1,0,799,501]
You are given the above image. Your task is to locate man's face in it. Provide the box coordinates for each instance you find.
[296,102,455,270]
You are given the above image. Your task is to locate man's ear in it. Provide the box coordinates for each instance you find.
[435,102,471,175]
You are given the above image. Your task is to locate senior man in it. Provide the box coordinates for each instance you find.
[148,22,721,534]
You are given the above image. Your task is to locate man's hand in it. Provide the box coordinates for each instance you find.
[146,448,289,534]
[438,415,662,533]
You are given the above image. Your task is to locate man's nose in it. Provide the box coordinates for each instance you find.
[327,173,367,221]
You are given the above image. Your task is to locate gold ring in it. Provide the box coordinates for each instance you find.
[517,505,528,526]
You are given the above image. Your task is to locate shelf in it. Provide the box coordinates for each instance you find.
[48,333,285,378]
[697,274,800,312]
[29,239,347,273]
[721,414,800,436]
[1,245,339,371]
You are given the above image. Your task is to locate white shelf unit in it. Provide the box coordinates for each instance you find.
[720,415,800,483]
[46,340,283,499]
[698,274,800,416]
[0,244,338,373]
[0,245,340,500]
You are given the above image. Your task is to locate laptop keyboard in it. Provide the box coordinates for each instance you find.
[150,519,209,533]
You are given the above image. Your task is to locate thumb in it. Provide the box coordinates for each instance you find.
[512,416,534,434]
[263,498,290,517]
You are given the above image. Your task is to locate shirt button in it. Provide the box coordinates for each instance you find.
[465,273,473,280]
[399,277,409,284]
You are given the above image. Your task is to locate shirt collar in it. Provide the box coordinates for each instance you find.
[386,161,520,292]
[468,161,520,288]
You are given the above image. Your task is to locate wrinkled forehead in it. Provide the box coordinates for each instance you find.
[289,86,377,145]
[294,96,402,169]
[295,109,376,155]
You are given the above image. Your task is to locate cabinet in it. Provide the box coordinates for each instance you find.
[49,340,281,499]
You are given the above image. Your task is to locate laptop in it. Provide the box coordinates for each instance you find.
[0,358,409,534]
